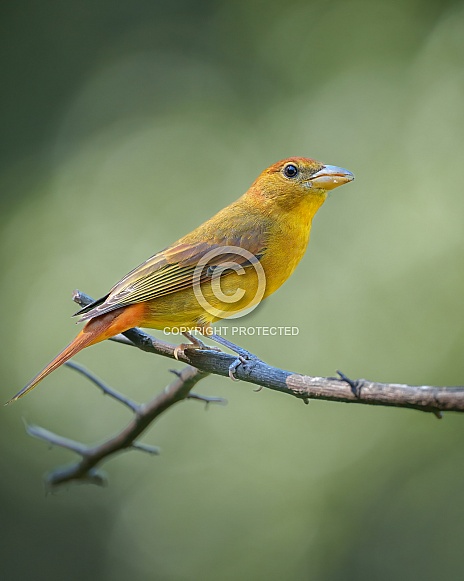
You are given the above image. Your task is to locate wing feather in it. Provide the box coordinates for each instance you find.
[77,227,269,321]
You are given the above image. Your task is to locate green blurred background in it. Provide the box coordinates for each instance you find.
[1,1,464,579]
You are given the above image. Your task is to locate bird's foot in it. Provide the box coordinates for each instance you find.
[205,333,261,381]
[173,343,190,361]
[174,335,220,361]
[228,350,260,381]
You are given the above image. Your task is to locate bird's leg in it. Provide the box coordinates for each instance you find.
[207,333,260,381]
[173,331,220,360]
[174,331,260,381]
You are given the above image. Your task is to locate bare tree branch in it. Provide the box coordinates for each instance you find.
[32,364,209,487]
[19,288,464,488]
[187,392,228,408]
[64,360,140,413]
[70,289,464,415]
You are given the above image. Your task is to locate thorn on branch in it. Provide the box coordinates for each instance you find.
[131,442,161,455]
[337,370,364,398]
[188,392,227,409]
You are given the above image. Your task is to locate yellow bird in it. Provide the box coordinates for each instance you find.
[9,157,354,403]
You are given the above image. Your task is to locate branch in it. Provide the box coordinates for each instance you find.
[72,290,464,415]
[21,288,464,488]
[64,360,140,413]
[29,364,209,487]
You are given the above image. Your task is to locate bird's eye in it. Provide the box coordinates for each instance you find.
[283,164,299,178]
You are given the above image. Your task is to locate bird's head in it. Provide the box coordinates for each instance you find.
[251,157,354,210]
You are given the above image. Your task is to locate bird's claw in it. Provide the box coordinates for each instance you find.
[228,353,259,381]
[174,342,220,361]
[173,344,184,361]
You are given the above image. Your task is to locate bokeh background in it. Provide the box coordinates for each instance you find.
[2,1,464,579]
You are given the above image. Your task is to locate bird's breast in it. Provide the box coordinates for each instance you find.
[260,222,311,297]
[259,192,326,296]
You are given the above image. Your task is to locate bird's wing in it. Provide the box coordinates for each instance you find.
[76,228,268,321]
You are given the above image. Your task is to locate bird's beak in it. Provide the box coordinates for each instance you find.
[309,165,354,190]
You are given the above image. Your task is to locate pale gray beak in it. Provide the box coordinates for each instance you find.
[309,165,354,190]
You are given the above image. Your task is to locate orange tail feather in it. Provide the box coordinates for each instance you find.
[6,303,145,404]
[6,329,99,404]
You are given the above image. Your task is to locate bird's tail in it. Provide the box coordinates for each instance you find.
[6,303,145,404]
[6,329,98,404]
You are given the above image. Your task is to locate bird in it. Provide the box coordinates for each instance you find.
[7,157,354,403]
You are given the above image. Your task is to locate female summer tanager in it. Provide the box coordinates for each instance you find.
[9,157,353,403]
